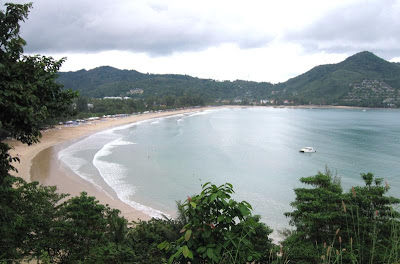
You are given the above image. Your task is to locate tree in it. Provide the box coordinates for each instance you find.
[125,218,182,263]
[284,169,400,264]
[54,192,127,263]
[0,2,77,177]
[343,173,400,263]
[159,182,274,263]
[0,178,67,262]
[283,168,345,264]
[0,3,77,261]
[76,96,89,112]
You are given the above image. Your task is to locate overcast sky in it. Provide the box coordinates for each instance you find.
[6,0,400,83]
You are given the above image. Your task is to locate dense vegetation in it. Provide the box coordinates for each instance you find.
[2,168,400,263]
[275,52,400,106]
[70,94,207,120]
[57,67,274,102]
[283,169,400,264]
[1,3,400,264]
[58,52,400,108]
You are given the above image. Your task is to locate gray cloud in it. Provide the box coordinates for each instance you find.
[11,0,273,55]
[286,0,400,59]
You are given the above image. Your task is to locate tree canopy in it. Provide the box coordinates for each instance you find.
[0,2,77,179]
[0,3,77,146]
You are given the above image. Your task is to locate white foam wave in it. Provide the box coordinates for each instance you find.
[96,138,136,157]
[93,137,168,218]
[59,112,196,219]
[58,149,105,192]
[57,133,118,192]
[185,109,218,118]
[187,111,208,117]
[151,121,160,124]
[108,120,146,132]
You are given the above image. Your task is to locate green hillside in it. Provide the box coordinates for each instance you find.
[276,51,400,106]
[58,51,400,107]
[57,67,274,101]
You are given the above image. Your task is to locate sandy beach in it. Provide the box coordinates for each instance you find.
[6,107,220,221]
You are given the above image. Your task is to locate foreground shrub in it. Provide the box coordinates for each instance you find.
[283,169,400,264]
[159,182,275,263]
[127,218,183,263]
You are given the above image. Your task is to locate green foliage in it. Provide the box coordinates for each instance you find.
[342,173,400,263]
[58,52,400,108]
[283,168,344,263]
[55,192,114,262]
[283,169,400,264]
[159,182,274,263]
[76,96,89,112]
[85,242,135,264]
[57,66,274,101]
[71,93,207,119]
[0,176,67,262]
[0,2,77,183]
[275,51,400,106]
[126,218,183,263]
[1,181,132,264]
[0,3,77,145]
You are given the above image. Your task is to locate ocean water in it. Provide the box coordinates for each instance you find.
[58,108,400,236]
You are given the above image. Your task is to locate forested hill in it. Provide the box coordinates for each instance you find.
[58,51,400,107]
[57,66,274,101]
[275,51,400,106]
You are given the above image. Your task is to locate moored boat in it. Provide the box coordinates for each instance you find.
[299,147,316,153]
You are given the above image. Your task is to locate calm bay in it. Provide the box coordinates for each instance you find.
[58,107,400,237]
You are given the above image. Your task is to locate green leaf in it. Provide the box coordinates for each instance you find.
[197,246,207,253]
[184,229,192,241]
[190,202,197,208]
[168,254,175,264]
[217,215,224,222]
[210,193,218,202]
[182,245,190,258]
[188,250,194,259]
[212,253,220,263]
[239,205,251,216]
[206,248,213,259]
[157,241,168,250]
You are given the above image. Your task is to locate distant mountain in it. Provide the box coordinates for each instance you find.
[57,66,273,101]
[58,51,400,107]
[275,51,400,106]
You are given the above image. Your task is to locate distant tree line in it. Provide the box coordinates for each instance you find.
[71,93,206,119]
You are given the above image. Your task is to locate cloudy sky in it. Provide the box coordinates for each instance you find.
[7,0,400,83]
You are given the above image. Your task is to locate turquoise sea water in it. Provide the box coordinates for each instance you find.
[58,108,400,237]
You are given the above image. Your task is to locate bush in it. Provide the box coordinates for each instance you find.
[159,182,274,263]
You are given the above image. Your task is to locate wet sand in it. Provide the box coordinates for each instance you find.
[30,143,152,220]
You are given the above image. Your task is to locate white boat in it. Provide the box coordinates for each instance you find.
[299,147,316,153]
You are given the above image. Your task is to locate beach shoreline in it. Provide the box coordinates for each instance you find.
[7,106,224,221]
[5,104,373,221]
